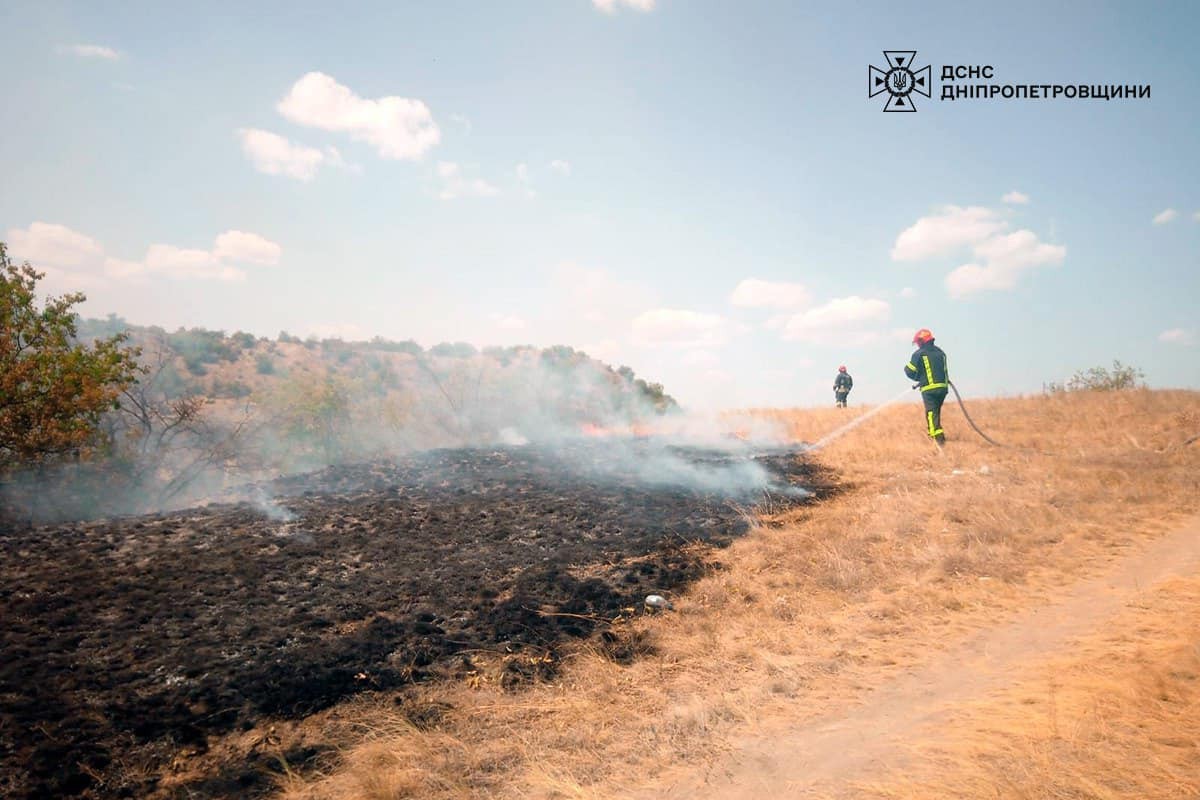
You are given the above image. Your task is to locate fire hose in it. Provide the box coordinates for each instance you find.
[948,380,1004,447]
[939,383,1197,453]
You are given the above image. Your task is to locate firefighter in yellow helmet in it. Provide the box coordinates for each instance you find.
[904,328,948,446]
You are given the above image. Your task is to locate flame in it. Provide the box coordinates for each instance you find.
[580,422,655,439]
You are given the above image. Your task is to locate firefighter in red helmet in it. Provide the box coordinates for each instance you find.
[833,365,853,407]
[904,329,949,446]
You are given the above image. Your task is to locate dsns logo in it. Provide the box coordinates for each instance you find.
[869,51,931,112]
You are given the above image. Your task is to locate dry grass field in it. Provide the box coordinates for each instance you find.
[858,571,1200,800]
[275,389,1200,799]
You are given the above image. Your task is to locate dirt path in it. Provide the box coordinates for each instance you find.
[647,514,1200,799]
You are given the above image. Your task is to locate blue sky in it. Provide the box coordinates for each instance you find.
[2,0,1197,409]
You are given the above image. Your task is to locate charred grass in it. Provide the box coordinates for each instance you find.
[279,389,1200,799]
[0,444,828,798]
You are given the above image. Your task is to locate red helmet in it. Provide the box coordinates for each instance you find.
[912,328,934,346]
[838,365,847,372]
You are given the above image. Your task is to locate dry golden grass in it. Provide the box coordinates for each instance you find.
[277,389,1200,800]
[858,574,1200,800]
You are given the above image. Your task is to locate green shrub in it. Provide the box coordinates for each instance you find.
[430,341,478,358]
[231,331,257,350]
[369,336,423,355]
[183,356,208,376]
[1045,360,1145,393]
[167,328,237,368]
[212,379,252,399]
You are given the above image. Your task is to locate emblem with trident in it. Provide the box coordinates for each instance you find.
[869,51,932,112]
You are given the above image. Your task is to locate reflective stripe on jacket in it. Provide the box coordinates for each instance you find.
[904,343,948,392]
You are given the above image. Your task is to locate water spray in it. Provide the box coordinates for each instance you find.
[807,382,1008,452]
[808,387,913,451]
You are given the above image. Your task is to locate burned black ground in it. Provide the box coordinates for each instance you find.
[0,442,829,798]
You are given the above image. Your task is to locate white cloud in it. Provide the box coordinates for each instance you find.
[5,222,279,285]
[729,278,811,310]
[899,287,917,298]
[213,230,282,265]
[1158,328,1196,346]
[515,162,536,197]
[944,229,1066,298]
[593,0,655,12]
[277,71,440,160]
[102,258,145,279]
[942,264,1005,296]
[972,229,1065,269]
[580,338,621,363]
[56,44,121,60]
[779,296,891,344]
[321,145,361,173]
[891,206,1007,261]
[550,159,572,176]
[437,161,499,199]
[143,244,244,281]
[631,309,728,348]
[1152,208,1178,225]
[238,128,327,181]
[1002,190,1030,205]
[552,264,656,328]
[1194,210,1200,223]
[489,313,528,331]
[7,222,103,268]
[894,204,1066,298]
[680,349,720,368]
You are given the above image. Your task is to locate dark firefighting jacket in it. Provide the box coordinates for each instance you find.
[904,342,948,392]
[834,373,853,392]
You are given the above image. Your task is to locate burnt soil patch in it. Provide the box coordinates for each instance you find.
[0,442,830,798]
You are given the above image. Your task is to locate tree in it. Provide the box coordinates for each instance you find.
[430,341,478,358]
[102,340,259,508]
[273,374,353,462]
[0,243,141,467]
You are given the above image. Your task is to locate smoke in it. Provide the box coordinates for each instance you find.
[503,435,809,500]
[248,487,296,522]
[2,333,809,525]
[464,376,806,499]
[497,427,529,446]
[425,399,806,502]
[629,445,808,498]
